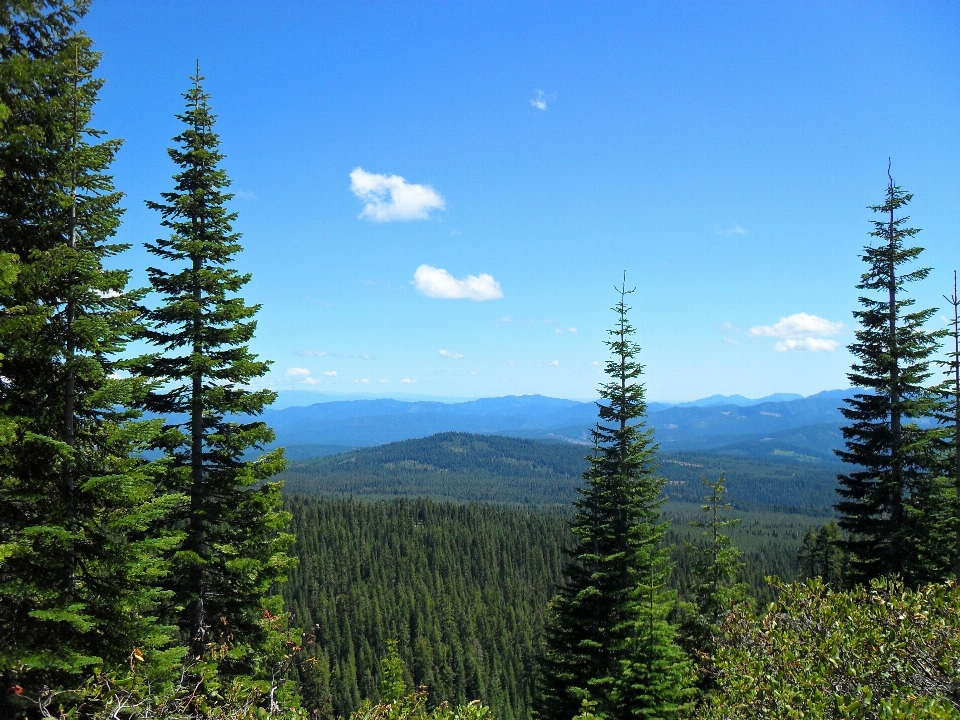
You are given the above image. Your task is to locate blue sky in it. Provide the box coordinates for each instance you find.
[84,1,959,402]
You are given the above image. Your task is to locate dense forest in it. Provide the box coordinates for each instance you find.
[282,496,811,719]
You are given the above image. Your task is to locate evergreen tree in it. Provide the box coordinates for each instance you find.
[133,67,294,670]
[835,167,950,586]
[939,271,960,581]
[796,521,845,587]
[0,0,175,703]
[536,281,689,720]
[676,475,747,698]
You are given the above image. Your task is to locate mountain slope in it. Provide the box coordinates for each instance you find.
[279,432,841,514]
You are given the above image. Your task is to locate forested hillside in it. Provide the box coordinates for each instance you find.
[283,496,812,719]
[279,431,842,514]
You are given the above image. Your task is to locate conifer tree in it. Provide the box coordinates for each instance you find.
[835,167,949,586]
[133,68,293,669]
[537,281,689,720]
[939,271,960,581]
[676,475,747,698]
[0,0,175,702]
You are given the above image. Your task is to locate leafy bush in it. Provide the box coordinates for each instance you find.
[348,691,491,720]
[697,578,960,719]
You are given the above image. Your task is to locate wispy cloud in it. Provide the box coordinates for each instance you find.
[548,360,559,366]
[715,223,749,237]
[322,370,337,377]
[439,349,465,359]
[350,167,445,222]
[530,89,555,110]
[413,265,504,301]
[379,378,389,383]
[774,338,840,352]
[298,350,327,357]
[749,313,844,339]
[402,377,417,384]
[302,377,319,385]
[749,312,845,352]
[285,367,311,377]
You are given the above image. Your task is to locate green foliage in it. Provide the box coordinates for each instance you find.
[283,496,566,720]
[537,284,690,720]
[698,578,960,719]
[131,68,294,667]
[675,475,748,700]
[380,641,414,704]
[836,173,951,586]
[797,520,846,587]
[349,690,492,720]
[0,0,177,699]
[937,272,960,581]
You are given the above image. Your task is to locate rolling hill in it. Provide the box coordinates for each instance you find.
[279,431,843,514]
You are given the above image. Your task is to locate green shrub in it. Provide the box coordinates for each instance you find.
[698,578,960,719]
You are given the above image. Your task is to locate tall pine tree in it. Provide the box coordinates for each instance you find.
[133,67,294,672]
[835,167,949,587]
[0,0,175,703]
[939,271,960,581]
[536,281,689,720]
[676,475,747,700]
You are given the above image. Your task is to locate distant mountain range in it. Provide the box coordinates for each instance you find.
[264,389,857,459]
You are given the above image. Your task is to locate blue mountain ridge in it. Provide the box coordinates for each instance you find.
[263,390,857,453]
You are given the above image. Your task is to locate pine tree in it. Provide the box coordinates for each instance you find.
[835,167,950,586]
[796,521,845,587]
[0,0,176,703]
[676,475,747,698]
[536,280,689,720]
[939,271,960,581]
[133,67,294,671]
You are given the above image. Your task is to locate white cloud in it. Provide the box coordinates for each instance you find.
[298,350,327,357]
[530,89,555,110]
[548,360,559,366]
[567,327,578,333]
[285,367,311,377]
[554,328,563,334]
[302,377,319,385]
[749,313,844,339]
[322,370,337,377]
[402,377,417,384]
[439,349,465,359]
[379,378,389,383]
[413,265,504,301]
[723,337,741,345]
[591,361,600,366]
[775,338,840,353]
[361,378,370,384]
[350,167,445,222]
[715,223,749,237]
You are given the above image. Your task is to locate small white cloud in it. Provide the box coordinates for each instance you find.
[554,328,563,334]
[322,370,337,377]
[530,89,555,110]
[303,377,319,385]
[470,370,478,375]
[723,337,741,345]
[548,360,560,366]
[721,322,742,333]
[775,338,840,353]
[235,190,257,201]
[379,378,389,383]
[715,223,749,237]
[590,361,600,366]
[439,349,465,359]
[749,313,844,339]
[567,327,578,333]
[298,350,327,357]
[402,377,417,384]
[285,367,311,377]
[413,265,504,301]
[350,167,445,222]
